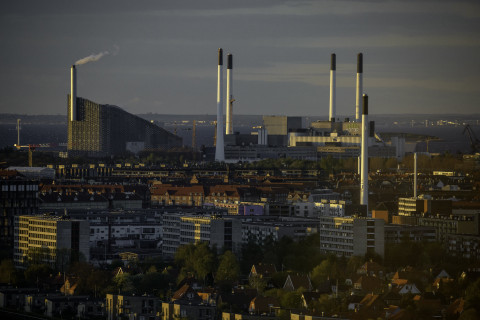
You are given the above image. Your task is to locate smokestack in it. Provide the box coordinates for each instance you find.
[414,153,418,198]
[70,65,77,121]
[360,94,369,211]
[329,54,336,122]
[226,53,234,135]
[215,48,225,161]
[356,53,363,122]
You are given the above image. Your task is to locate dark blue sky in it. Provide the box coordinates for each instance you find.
[1,0,479,116]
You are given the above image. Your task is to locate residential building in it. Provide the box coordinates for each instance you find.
[398,196,452,216]
[14,214,89,267]
[162,213,242,258]
[106,294,161,320]
[162,284,216,320]
[384,224,437,243]
[319,216,385,257]
[446,234,480,260]
[0,176,38,251]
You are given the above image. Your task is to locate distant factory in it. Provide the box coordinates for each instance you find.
[67,65,182,157]
[211,50,405,163]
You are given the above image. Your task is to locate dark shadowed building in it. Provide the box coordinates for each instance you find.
[68,96,182,157]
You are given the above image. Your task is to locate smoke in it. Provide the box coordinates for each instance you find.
[74,45,119,66]
[75,51,109,65]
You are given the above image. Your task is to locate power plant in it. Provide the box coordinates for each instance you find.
[329,53,336,122]
[215,52,404,164]
[215,49,225,161]
[67,64,182,157]
[226,53,234,135]
[360,94,369,210]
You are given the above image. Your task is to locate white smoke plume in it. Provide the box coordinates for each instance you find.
[75,51,110,65]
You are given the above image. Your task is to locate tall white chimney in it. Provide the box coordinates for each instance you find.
[215,48,225,161]
[226,53,234,135]
[414,152,418,198]
[355,53,363,122]
[360,94,369,211]
[329,54,336,122]
[70,65,77,121]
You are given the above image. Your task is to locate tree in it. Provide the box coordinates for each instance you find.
[240,240,264,273]
[464,278,480,313]
[0,259,20,284]
[346,256,364,278]
[175,242,217,284]
[114,273,135,294]
[280,290,303,309]
[249,274,267,294]
[193,242,216,283]
[216,251,240,285]
[24,264,53,287]
[86,269,112,297]
[311,255,339,287]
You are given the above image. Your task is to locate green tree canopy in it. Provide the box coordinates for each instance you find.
[215,251,240,285]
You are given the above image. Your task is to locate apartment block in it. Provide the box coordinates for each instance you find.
[162,213,242,258]
[14,214,89,267]
[319,216,384,257]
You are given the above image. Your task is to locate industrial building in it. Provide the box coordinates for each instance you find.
[67,65,182,157]
[216,53,405,163]
[14,214,90,267]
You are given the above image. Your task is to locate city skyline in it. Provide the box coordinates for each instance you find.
[1,0,479,117]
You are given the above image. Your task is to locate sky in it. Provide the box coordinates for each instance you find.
[1,0,479,117]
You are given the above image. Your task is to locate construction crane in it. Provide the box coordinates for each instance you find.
[463,124,480,154]
[14,143,57,167]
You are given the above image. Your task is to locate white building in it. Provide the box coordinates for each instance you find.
[162,213,242,258]
[319,216,384,258]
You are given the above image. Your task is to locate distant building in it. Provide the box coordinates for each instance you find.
[0,176,38,251]
[319,216,385,257]
[162,213,242,258]
[68,96,182,157]
[6,167,55,180]
[14,214,89,267]
[241,216,318,244]
[384,224,437,243]
[106,294,161,320]
[446,233,480,260]
[398,195,452,216]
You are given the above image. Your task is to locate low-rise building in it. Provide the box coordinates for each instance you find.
[106,293,161,320]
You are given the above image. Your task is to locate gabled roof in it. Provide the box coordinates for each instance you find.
[249,296,280,314]
[358,261,385,275]
[302,291,322,308]
[446,298,465,317]
[359,293,386,310]
[171,284,200,302]
[354,276,384,293]
[284,274,312,291]
[250,263,276,277]
[218,289,257,312]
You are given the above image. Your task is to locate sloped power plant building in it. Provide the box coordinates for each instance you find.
[67,66,182,157]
